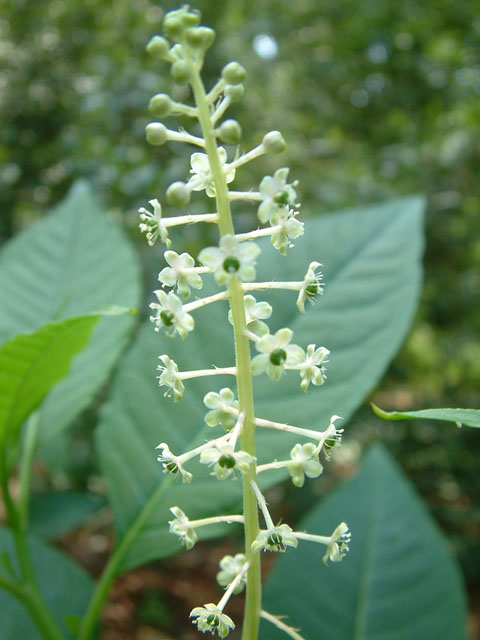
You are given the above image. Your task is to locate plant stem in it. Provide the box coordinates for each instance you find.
[190,65,262,640]
[0,442,66,640]
[77,476,174,640]
[18,412,39,531]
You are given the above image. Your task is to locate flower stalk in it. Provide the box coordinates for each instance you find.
[136,7,349,640]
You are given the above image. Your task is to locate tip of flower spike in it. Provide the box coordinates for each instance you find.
[163,6,201,41]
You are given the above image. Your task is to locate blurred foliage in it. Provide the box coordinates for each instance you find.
[1,0,479,577]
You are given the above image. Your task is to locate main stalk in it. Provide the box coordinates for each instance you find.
[190,68,262,640]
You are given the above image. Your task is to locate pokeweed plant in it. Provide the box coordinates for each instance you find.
[138,6,350,639]
[2,4,466,640]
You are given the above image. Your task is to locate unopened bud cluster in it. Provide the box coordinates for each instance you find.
[139,6,350,638]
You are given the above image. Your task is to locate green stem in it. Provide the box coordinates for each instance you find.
[77,476,173,640]
[0,441,66,640]
[190,66,262,640]
[18,412,40,531]
[17,582,67,640]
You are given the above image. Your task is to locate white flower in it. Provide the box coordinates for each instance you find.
[199,235,260,285]
[251,328,304,381]
[155,443,192,483]
[216,554,247,593]
[297,344,330,392]
[138,199,170,247]
[190,603,235,638]
[251,524,298,553]
[188,147,236,197]
[200,442,255,480]
[297,261,324,313]
[323,522,351,565]
[158,250,203,299]
[228,294,272,337]
[169,506,198,550]
[203,388,239,430]
[287,443,323,487]
[258,168,299,223]
[156,355,185,402]
[322,415,344,460]
[270,208,304,255]
[149,290,194,339]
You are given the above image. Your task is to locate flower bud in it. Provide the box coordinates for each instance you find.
[218,119,242,145]
[185,26,215,50]
[167,181,191,207]
[181,8,201,27]
[263,130,286,154]
[224,83,245,102]
[149,93,173,117]
[222,61,246,85]
[163,7,201,40]
[146,35,170,60]
[146,122,168,146]
[171,60,191,84]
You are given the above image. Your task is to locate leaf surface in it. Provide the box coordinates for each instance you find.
[0,315,99,446]
[262,445,468,640]
[29,492,104,539]
[0,527,93,639]
[0,181,141,441]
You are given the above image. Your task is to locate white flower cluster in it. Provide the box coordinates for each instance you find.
[139,6,349,637]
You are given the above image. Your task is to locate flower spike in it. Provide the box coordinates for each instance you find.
[139,14,347,638]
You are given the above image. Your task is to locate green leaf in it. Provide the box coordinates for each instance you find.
[262,445,468,640]
[0,181,141,442]
[29,492,104,539]
[0,527,94,639]
[96,196,425,570]
[372,403,480,429]
[0,315,99,447]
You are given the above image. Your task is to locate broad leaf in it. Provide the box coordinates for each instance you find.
[0,527,93,639]
[372,403,480,429]
[29,492,104,539]
[97,196,425,569]
[262,445,468,640]
[0,181,141,441]
[0,315,99,447]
